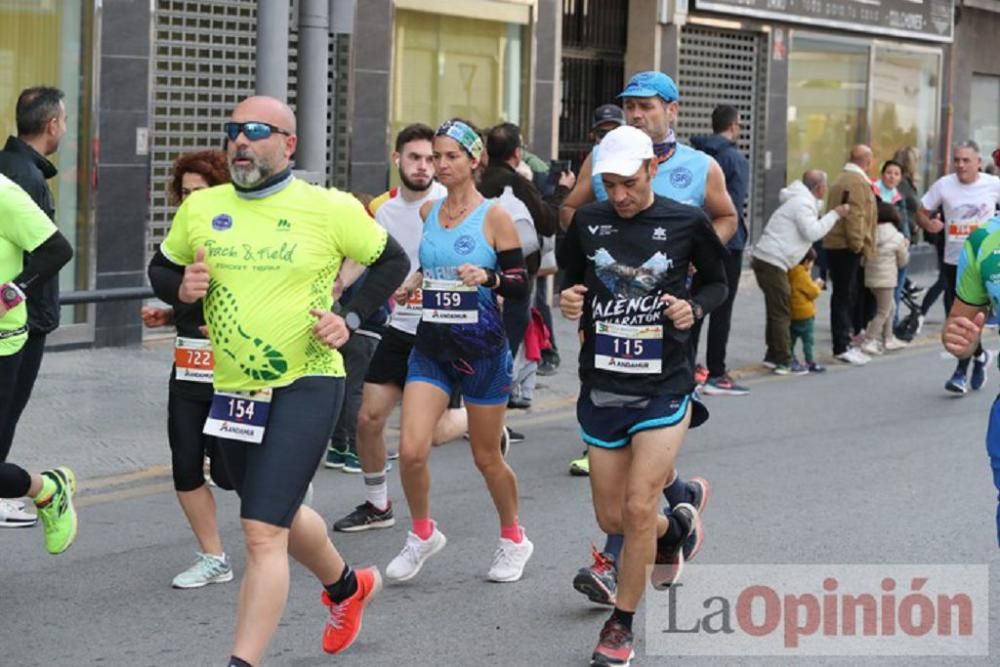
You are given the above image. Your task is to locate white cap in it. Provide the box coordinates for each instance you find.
[593,126,655,177]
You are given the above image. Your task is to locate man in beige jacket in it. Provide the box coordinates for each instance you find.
[823,145,878,365]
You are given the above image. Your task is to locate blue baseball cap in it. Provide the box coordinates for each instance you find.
[618,71,680,103]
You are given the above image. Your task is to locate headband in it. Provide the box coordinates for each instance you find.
[436,120,483,160]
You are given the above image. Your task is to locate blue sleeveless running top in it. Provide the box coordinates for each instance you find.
[592,142,710,207]
[415,199,507,361]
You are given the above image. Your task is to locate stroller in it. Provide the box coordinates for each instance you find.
[894,280,925,342]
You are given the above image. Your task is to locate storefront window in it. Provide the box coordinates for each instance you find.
[391,9,529,188]
[0,1,93,328]
[788,35,870,188]
[971,74,1000,162]
[871,45,941,191]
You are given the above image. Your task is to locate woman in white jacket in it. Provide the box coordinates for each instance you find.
[751,171,848,372]
[860,202,910,355]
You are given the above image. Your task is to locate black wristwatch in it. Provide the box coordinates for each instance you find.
[687,300,704,321]
[344,311,362,332]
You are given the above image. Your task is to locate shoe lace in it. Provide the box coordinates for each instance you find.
[492,543,516,570]
[192,552,225,577]
[327,598,348,630]
[590,546,614,575]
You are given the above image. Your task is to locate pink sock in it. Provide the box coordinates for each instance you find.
[500,522,523,544]
[412,518,435,541]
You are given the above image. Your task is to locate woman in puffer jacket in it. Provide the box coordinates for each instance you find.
[861,201,910,355]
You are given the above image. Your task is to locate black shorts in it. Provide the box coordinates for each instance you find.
[167,390,233,492]
[365,327,462,409]
[216,376,343,527]
[577,387,709,449]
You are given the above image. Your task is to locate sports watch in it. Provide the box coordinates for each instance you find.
[344,311,362,332]
[0,283,24,310]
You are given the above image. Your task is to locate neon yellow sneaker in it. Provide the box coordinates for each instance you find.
[569,452,589,477]
[35,467,78,555]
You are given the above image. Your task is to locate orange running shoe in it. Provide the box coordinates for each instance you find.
[321,566,382,654]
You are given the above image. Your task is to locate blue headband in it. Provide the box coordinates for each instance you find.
[436,120,484,160]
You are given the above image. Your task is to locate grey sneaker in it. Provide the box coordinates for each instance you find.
[172,552,234,589]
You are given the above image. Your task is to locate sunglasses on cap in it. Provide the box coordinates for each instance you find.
[223,121,292,142]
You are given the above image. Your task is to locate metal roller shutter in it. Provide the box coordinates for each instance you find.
[676,25,767,241]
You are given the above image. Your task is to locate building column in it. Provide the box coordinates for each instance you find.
[94,0,152,347]
[256,0,290,100]
[530,0,561,160]
[296,0,330,177]
[349,0,393,194]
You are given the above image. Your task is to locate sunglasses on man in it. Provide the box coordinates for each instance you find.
[223,121,292,142]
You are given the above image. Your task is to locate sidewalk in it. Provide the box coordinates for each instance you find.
[11,268,945,481]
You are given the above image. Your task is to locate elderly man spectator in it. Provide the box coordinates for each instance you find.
[823,145,878,365]
[751,170,848,374]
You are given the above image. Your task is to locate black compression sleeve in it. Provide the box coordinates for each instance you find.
[12,231,72,292]
[689,217,729,315]
[148,249,186,307]
[343,234,409,321]
[485,248,528,299]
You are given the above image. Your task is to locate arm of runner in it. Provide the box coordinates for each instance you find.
[559,151,595,231]
[11,230,73,293]
[945,232,991,358]
[680,212,730,317]
[333,259,367,302]
[337,234,409,322]
[916,182,945,233]
[462,205,528,299]
[557,218,588,320]
[703,160,738,244]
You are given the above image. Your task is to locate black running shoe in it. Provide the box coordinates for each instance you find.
[507,429,525,444]
[332,501,395,533]
[573,546,617,606]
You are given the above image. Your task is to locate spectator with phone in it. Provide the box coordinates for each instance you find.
[823,145,879,366]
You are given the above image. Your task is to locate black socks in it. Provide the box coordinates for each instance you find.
[609,607,635,631]
[324,564,359,603]
[228,657,252,667]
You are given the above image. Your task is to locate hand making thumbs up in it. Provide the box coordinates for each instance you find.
[179,246,210,303]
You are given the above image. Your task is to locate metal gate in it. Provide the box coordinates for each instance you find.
[148,0,350,266]
[559,0,628,168]
[676,25,768,240]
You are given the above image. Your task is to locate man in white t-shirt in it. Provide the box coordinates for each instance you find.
[330,124,466,533]
[917,140,1000,394]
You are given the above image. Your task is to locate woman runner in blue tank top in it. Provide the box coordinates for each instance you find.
[385,119,535,584]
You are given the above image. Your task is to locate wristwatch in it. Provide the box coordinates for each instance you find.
[0,283,24,310]
[687,300,704,321]
[344,311,362,332]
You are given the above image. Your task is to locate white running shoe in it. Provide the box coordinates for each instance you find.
[172,552,234,589]
[836,347,870,365]
[487,534,534,582]
[859,340,883,356]
[0,498,37,528]
[883,336,908,351]
[386,528,447,582]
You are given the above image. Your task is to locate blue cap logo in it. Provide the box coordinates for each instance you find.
[211,214,233,231]
[619,71,680,103]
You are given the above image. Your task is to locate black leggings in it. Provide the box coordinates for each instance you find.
[168,391,233,492]
[0,462,31,498]
[0,332,46,462]
[218,376,344,527]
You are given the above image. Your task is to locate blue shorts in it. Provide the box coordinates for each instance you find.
[577,387,709,449]
[984,397,1000,546]
[406,346,513,406]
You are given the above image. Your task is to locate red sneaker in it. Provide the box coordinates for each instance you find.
[590,618,634,666]
[321,566,382,654]
[693,364,709,385]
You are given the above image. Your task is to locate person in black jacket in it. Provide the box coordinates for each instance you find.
[479,123,574,408]
[689,105,750,396]
[0,86,69,469]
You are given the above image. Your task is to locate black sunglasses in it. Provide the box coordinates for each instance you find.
[223,121,292,142]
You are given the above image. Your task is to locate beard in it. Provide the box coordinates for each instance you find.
[399,167,432,193]
[229,149,276,188]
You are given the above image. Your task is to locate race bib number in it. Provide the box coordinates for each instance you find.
[203,389,273,444]
[594,322,663,374]
[421,278,478,324]
[947,222,980,241]
[174,337,214,383]
[397,287,424,316]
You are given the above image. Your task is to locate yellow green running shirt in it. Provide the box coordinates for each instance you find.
[0,173,58,356]
[160,179,388,392]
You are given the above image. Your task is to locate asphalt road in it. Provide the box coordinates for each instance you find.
[2,277,998,666]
